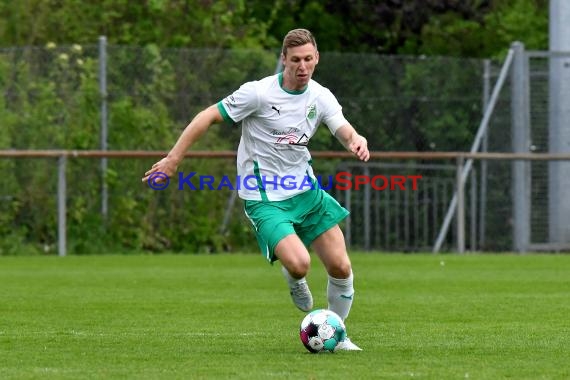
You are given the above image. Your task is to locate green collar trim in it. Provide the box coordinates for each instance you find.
[278,72,307,94]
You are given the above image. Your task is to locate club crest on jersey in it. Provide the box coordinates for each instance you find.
[306,104,317,120]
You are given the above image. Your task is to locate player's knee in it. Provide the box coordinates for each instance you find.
[329,261,352,279]
[287,257,311,279]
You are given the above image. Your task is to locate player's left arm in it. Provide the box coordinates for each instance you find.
[334,123,370,162]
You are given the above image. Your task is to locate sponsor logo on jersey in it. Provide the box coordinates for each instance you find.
[271,128,309,146]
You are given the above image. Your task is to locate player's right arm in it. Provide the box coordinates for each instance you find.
[141,104,223,183]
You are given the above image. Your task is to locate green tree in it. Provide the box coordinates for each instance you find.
[0,0,274,48]
[404,0,548,58]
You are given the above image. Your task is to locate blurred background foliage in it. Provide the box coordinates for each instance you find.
[0,0,548,57]
[0,0,549,254]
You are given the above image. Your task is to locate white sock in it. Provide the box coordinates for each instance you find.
[327,271,354,321]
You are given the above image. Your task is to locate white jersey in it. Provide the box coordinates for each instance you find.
[217,72,348,201]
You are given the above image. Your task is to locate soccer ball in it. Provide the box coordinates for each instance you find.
[299,309,347,353]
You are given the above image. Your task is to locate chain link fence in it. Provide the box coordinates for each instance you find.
[0,41,560,254]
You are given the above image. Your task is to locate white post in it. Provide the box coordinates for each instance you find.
[548,0,570,246]
[511,42,531,253]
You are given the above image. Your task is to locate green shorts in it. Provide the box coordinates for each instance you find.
[244,189,350,263]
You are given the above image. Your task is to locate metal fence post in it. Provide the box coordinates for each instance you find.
[433,48,515,253]
[479,59,491,249]
[456,156,465,254]
[57,155,67,257]
[470,168,477,252]
[511,42,531,253]
[99,36,108,220]
[363,166,371,251]
[344,186,352,248]
[548,0,570,247]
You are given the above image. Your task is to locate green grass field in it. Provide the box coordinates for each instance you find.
[1,253,569,379]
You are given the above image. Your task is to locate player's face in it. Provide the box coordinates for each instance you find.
[281,43,319,91]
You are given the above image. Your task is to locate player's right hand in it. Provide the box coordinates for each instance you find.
[141,157,177,183]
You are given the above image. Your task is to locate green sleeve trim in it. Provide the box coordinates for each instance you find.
[217,101,235,124]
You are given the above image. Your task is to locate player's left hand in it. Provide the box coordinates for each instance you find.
[349,135,369,162]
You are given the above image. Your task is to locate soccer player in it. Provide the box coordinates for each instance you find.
[142,28,369,351]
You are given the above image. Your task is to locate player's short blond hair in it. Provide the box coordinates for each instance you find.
[281,29,317,57]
